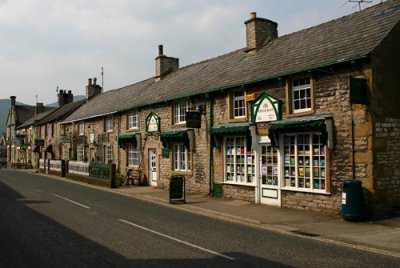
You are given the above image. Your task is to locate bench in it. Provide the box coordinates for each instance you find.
[126,169,141,185]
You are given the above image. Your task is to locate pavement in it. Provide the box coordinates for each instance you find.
[7,169,400,258]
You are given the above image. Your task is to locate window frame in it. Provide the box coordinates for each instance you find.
[282,132,329,193]
[105,144,113,163]
[286,76,314,116]
[77,144,85,162]
[229,89,247,120]
[105,116,113,132]
[223,136,255,185]
[173,143,191,172]
[78,121,85,136]
[127,143,139,167]
[128,111,139,130]
[174,101,188,125]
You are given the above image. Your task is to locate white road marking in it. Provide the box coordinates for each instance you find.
[52,194,90,209]
[119,219,235,261]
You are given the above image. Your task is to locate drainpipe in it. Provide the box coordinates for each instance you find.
[117,113,121,175]
[209,96,214,195]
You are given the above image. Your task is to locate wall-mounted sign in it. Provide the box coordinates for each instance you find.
[146,112,160,132]
[251,93,282,123]
[186,111,201,128]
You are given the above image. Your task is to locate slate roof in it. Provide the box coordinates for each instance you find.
[38,100,86,125]
[15,105,55,127]
[16,109,55,130]
[63,0,400,123]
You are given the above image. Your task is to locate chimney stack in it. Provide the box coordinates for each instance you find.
[10,96,16,107]
[86,77,102,101]
[155,45,179,82]
[67,90,73,104]
[35,102,44,115]
[58,89,74,107]
[245,12,278,53]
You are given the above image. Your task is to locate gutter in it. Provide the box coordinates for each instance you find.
[61,111,118,124]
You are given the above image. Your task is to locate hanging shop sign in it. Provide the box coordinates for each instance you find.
[251,93,282,123]
[146,112,160,132]
[186,111,201,128]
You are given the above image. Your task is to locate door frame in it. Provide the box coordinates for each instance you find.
[148,148,158,187]
[257,136,281,206]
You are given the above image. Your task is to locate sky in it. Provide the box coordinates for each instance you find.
[0,0,385,105]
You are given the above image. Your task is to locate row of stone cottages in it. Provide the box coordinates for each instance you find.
[7,1,400,216]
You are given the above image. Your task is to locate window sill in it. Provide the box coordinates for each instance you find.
[286,110,314,118]
[281,187,331,195]
[228,118,247,123]
[127,127,139,131]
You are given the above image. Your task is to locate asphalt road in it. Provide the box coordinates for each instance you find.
[1,169,399,267]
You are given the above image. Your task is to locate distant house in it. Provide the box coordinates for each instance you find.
[0,133,6,168]
[13,90,85,168]
[6,96,55,167]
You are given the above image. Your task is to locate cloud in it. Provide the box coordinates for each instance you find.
[0,0,380,104]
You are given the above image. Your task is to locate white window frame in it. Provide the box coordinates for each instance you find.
[232,90,246,119]
[105,144,113,163]
[128,111,139,130]
[106,116,113,132]
[282,133,327,193]
[292,78,312,113]
[128,144,139,166]
[174,101,188,124]
[173,143,191,171]
[224,136,255,185]
[78,122,85,136]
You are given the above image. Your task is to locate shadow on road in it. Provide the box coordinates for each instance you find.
[0,179,290,268]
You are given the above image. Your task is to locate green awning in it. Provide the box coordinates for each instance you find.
[211,123,251,148]
[268,115,330,148]
[118,133,138,147]
[211,125,249,134]
[161,129,189,148]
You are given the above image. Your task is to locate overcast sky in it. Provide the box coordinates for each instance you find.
[0,0,384,105]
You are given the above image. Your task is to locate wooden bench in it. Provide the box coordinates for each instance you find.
[126,169,141,185]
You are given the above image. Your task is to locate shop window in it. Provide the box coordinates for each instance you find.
[79,121,85,136]
[128,144,139,166]
[283,133,327,192]
[105,144,113,163]
[173,143,191,171]
[174,101,188,124]
[128,111,139,129]
[230,90,246,119]
[224,136,255,184]
[287,77,313,114]
[105,116,113,132]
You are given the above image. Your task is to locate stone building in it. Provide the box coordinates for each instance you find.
[10,1,400,216]
[6,96,55,167]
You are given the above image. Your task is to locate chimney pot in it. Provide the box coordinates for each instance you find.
[10,96,16,106]
[93,77,97,85]
[88,78,92,85]
[251,12,256,19]
[158,45,163,56]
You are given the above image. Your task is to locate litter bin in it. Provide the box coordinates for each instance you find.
[169,176,185,204]
[342,180,364,220]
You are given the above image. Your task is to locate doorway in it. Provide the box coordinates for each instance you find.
[148,149,157,186]
[259,143,281,206]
